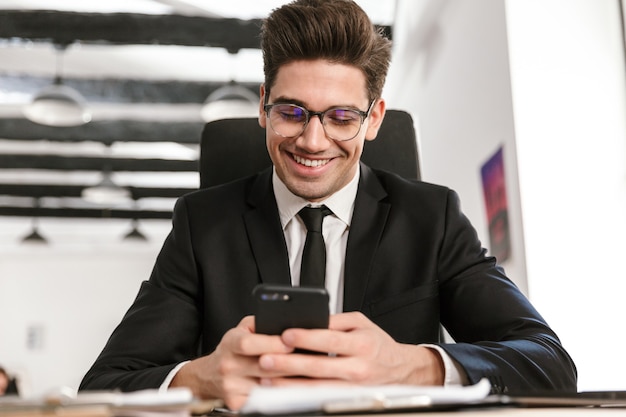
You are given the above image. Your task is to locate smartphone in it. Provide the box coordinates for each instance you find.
[253,284,329,335]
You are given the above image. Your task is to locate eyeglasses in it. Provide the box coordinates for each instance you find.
[263,100,375,141]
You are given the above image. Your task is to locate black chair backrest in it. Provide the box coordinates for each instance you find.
[199,109,420,188]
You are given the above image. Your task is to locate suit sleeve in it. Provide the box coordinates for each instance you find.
[79,197,202,392]
[435,190,577,394]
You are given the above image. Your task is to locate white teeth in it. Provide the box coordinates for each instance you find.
[294,154,330,167]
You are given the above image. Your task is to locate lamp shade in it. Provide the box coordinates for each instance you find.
[21,225,48,244]
[201,83,259,123]
[82,172,131,205]
[124,219,148,241]
[23,84,92,127]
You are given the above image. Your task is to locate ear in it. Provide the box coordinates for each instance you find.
[364,98,386,141]
[258,84,268,128]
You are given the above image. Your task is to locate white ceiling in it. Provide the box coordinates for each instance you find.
[0,0,397,198]
[0,1,396,111]
[0,0,396,21]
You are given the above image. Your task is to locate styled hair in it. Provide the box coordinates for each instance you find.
[261,0,392,102]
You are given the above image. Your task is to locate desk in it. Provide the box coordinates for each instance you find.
[305,409,626,417]
[288,410,624,417]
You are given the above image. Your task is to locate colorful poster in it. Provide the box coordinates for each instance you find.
[480,146,511,262]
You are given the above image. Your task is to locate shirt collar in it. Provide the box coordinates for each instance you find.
[273,166,360,230]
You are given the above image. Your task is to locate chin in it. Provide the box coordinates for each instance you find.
[286,181,328,202]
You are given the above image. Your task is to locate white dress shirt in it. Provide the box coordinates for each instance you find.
[272,167,358,314]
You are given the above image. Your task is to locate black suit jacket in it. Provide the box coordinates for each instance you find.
[80,163,577,394]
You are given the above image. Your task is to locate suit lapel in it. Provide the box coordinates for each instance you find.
[343,163,390,311]
[243,169,292,286]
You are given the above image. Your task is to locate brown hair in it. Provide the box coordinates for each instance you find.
[261,0,392,102]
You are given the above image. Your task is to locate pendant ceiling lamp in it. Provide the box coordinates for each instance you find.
[201,81,260,122]
[22,220,48,244]
[200,51,259,123]
[81,143,132,205]
[124,218,148,241]
[21,199,48,244]
[23,44,92,127]
[81,170,132,205]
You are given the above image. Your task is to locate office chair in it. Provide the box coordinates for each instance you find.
[198,109,447,340]
[199,109,420,188]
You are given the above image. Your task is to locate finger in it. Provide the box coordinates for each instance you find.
[259,352,355,380]
[237,315,256,331]
[222,391,252,412]
[281,327,369,357]
[216,350,294,382]
[261,376,353,387]
[227,330,294,356]
[328,311,370,331]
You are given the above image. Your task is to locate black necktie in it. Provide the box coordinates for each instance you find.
[298,205,332,288]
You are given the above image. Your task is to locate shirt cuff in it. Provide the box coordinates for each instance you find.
[159,361,190,393]
[419,344,468,386]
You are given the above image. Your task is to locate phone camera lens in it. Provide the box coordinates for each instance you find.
[260,292,290,301]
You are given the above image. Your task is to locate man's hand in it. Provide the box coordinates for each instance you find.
[171,312,444,410]
[257,311,445,387]
[169,316,292,411]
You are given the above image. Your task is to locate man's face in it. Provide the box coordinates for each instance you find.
[259,60,385,202]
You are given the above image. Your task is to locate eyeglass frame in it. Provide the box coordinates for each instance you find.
[263,99,377,141]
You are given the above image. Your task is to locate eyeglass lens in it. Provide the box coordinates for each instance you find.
[268,104,364,141]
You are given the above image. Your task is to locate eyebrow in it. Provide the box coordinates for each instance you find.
[271,96,306,107]
[269,95,365,111]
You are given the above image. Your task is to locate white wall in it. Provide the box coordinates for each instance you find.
[387,0,626,391]
[385,0,527,291]
[506,0,626,391]
[0,218,171,395]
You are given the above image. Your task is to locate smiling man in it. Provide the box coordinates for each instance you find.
[80,0,577,411]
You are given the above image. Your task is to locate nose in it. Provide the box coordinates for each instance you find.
[298,114,330,152]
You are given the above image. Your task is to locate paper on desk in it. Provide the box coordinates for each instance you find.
[240,378,491,415]
[70,387,194,407]
[0,387,200,417]
[70,388,208,417]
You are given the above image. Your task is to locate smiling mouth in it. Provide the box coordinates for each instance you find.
[293,154,330,168]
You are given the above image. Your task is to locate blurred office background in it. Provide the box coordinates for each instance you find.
[0,0,625,396]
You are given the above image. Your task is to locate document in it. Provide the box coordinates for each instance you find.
[240,378,492,415]
[0,387,220,417]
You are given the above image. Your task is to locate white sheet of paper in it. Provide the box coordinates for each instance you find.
[240,378,491,415]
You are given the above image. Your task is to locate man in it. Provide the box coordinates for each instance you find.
[80,0,577,411]
[0,367,8,396]
[0,366,14,396]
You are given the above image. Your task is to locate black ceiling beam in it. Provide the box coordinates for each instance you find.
[0,11,391,51]
[0,10,263,52]
[0,74,260,104]
[0,118,204,143]
[0,154,198,172]
[0,184,195,199]
[0,206,172,219]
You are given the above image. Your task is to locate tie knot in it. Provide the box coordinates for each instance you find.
[298,205,331,233]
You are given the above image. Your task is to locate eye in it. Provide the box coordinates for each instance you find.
[275,105,307,122]
[326,109,360,125]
